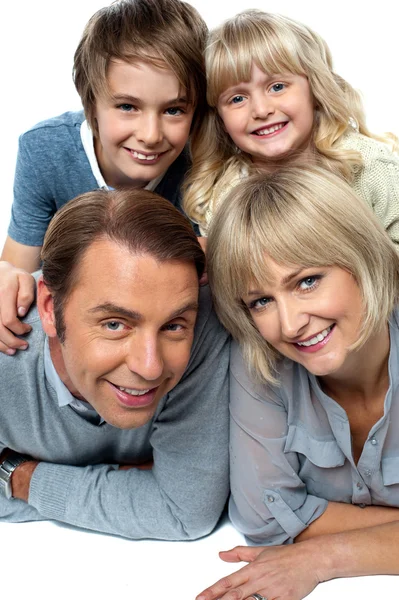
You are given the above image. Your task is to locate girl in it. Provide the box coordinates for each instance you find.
[198,166,399,600]
[184,9,399,238]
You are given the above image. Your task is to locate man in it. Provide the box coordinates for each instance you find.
[0,188,229,540]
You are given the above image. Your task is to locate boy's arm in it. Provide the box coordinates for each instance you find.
[1,237,42,272]
[0,259,35,353]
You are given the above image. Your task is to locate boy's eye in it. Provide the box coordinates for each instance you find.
[230,95,245,105]
[270,83,285,93]
[165,107,184,116]
[118,104,135,112]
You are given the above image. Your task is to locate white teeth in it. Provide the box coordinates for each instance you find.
[297,326,332,347]
[255,123,285,135]
[132,151,159,160]
[118,386,150,396]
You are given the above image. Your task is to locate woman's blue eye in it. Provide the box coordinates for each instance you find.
[271,83,285,92]
[248,297,271,310]
[299,276,319,290]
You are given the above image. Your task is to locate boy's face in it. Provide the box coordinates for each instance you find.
[94,60,195,188]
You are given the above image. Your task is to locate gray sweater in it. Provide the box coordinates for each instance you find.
[0,285,230,540]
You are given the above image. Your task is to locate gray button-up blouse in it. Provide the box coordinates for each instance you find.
[229,310,399,546]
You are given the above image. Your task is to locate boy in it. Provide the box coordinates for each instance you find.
[1,0,207,273]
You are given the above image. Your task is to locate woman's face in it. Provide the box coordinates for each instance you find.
[241,258,364,379]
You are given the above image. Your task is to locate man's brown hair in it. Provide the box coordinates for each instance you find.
[73,0,208,136]
[41,188,205,341]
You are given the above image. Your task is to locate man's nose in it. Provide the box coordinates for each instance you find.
[125,334,164,382]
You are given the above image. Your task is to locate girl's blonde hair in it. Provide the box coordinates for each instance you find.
[207,165,399,384]
[184,9,395,229]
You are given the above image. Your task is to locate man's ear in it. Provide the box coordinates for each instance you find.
[37,276,57,337]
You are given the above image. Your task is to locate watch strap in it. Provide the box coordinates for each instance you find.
[0,451,31,500]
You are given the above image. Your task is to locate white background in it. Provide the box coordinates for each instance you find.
[1,0,398,246]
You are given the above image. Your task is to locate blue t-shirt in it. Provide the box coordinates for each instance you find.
[8,111,193,246]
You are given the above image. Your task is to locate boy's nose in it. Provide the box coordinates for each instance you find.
[136,114,163,146]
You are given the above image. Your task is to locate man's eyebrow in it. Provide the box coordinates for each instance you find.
[88,301,198,321]
[89,304,142,321]
[112,94,189,105]
[167,302,199,320]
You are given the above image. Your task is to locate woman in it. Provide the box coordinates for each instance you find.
[197,165,399,600]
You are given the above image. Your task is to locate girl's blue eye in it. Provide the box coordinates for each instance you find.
[271,83,285,93]
[231,95,245,104]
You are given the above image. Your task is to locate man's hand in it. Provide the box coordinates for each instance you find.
[196,541,324,600]
[0,261,35,354]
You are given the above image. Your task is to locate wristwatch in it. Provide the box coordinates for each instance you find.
[0,451,31,500]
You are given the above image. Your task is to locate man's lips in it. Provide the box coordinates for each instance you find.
[107,381,159,407]
[252,122,288,136]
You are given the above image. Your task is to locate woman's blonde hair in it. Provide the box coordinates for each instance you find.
[184,9,395,229]
[207,165,399,383]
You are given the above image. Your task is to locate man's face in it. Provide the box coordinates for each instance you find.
[94,59,195,188]
[42,240,199,429]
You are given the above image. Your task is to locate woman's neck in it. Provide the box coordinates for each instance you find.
[319,325,390,405]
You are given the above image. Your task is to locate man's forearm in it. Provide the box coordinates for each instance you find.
[11,460,39,501]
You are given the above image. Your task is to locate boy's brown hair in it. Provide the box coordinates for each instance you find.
[73,0,207,136]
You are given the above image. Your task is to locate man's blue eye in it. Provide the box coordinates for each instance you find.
[106,321,122,331]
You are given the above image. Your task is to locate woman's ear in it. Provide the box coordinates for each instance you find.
[37,276,57,337]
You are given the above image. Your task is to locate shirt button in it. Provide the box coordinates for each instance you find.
[356,482,363,490]
[370,437,377,445]
[267,495,275,503]
[358,503,366,508]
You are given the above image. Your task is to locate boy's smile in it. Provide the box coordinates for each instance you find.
[94,59,195,188]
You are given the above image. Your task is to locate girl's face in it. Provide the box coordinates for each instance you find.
[241,258,366,381]
[217,63,314,168]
